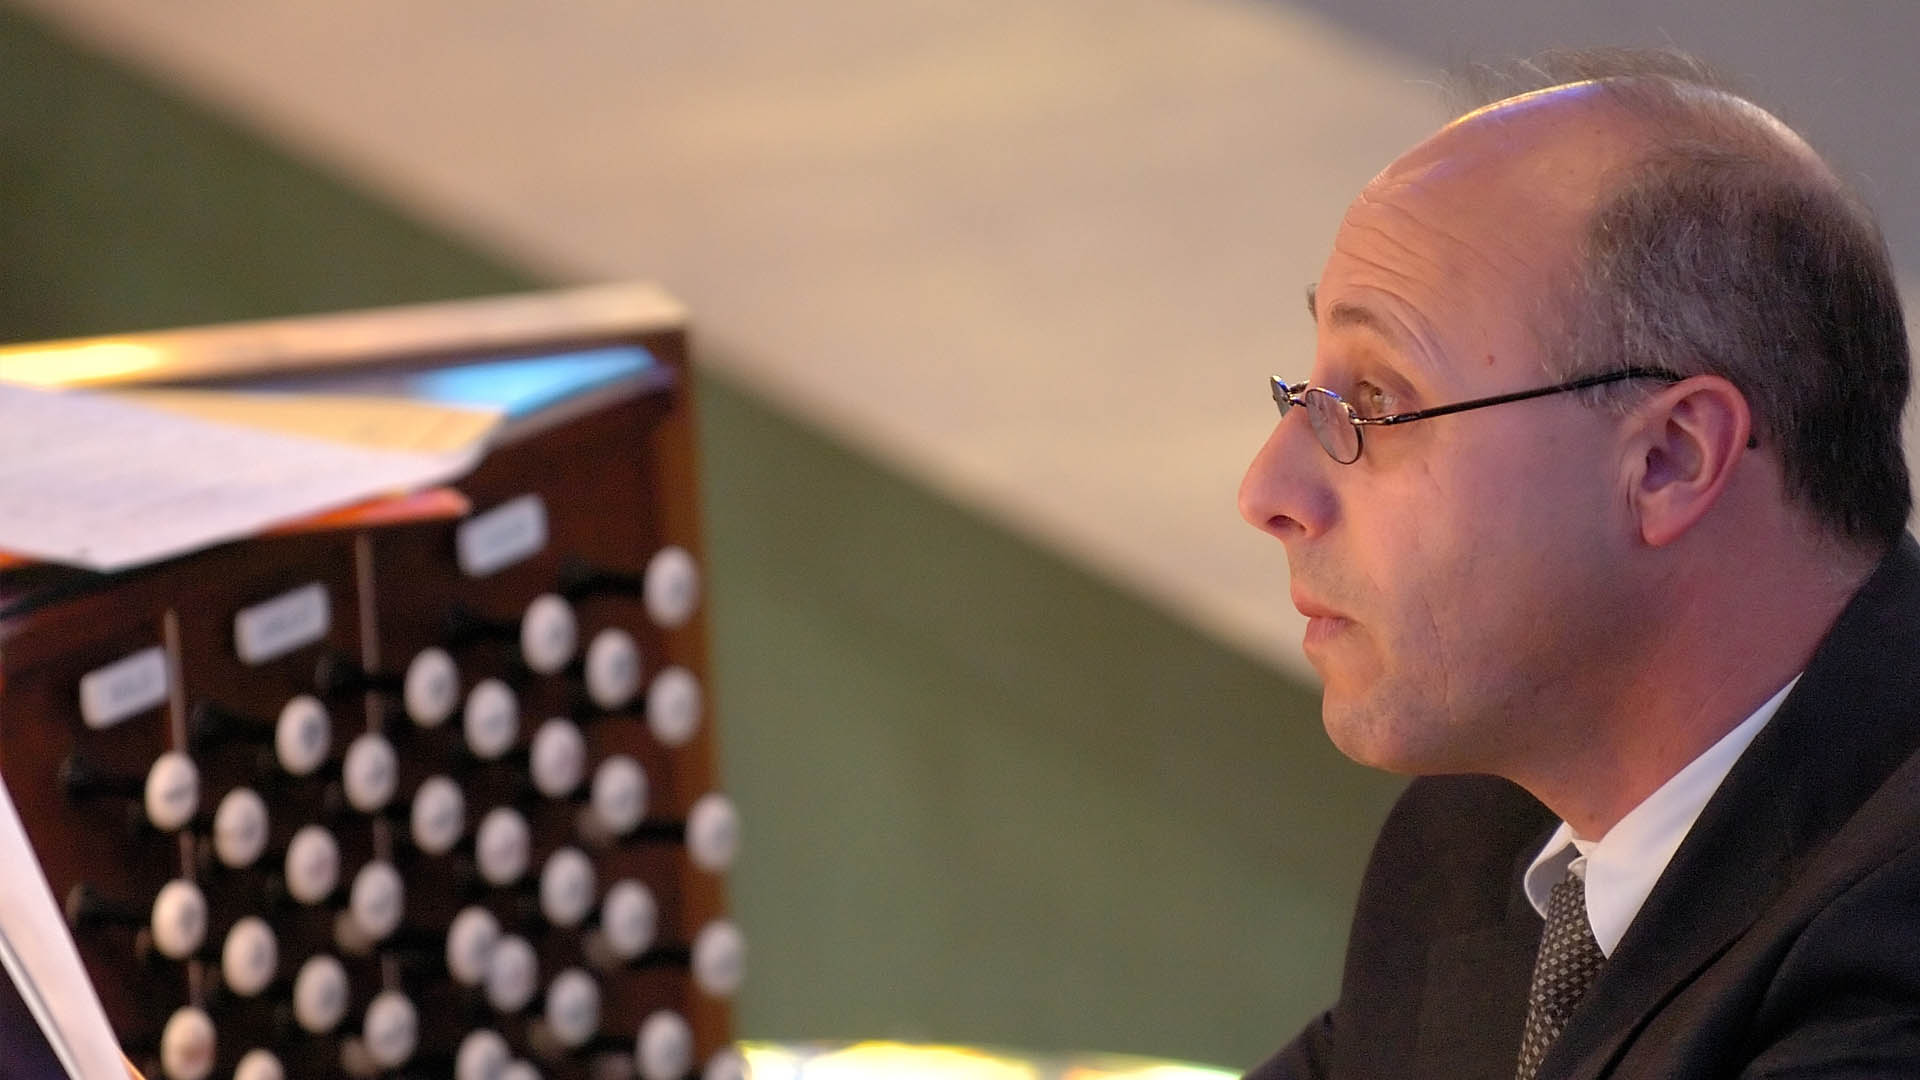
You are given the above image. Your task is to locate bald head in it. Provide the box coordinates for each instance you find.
[1379,59,1912,551]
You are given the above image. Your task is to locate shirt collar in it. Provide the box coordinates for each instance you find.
[1522,675,1800,956]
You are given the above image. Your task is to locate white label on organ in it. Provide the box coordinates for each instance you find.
[222,917,278,998]
[234,583,331,665]
[446,906,502,987]
[159,1006,216,1080]
[636,1011,693,1080]
[79,645,168,730]
[457,494,548,578]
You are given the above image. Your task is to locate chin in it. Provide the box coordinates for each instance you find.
[1320,692,1458,776]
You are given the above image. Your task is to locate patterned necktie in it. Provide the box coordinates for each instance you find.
[1515,867,1606,1080]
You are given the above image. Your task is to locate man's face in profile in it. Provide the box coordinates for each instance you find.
[1238,88,1646,778]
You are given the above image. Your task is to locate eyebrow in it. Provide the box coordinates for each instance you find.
[1323,298,1406,350]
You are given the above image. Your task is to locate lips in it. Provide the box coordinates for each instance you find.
[1290,587,1344,622]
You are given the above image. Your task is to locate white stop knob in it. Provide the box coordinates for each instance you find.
[349,860,405,941]
[464,678,520,761]
[342,733,399,813]
[692,919,746,998]
[590,755,648,836]
[285,825,340,905]
[687,793,740,873]
[455,1029,510,1080]
[476,807,532,887]
[404,646,459,727]
[292,954,349,1034]
[705,1049,751,1080]
[644,546,701,629]
[540,847,597,929]
[646,666,703,748]
[144,751,199,833]
[545,967,601,1049]
[529,718,587,798]
[233,1049,284,1080]
[636,1010,693,1080]
[410,775,466,856]
[499,1062,539,1080]
[150,879,207,961]
[484,934,539,1014]
[521,593,579,675]
[221,916,278,998]
[274,694,331,777]
[585,627,642,710]
[362,990,420,1070]
[446,905,502,988]
[159,1006,216,1080]
[212,786,269,869]
[601,879,659,960]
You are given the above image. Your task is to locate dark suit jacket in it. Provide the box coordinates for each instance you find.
[1247,535,1920,1079]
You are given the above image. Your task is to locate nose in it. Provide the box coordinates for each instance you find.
[1238,410,1336,543]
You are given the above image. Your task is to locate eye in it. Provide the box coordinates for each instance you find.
[1351,380,1395,418]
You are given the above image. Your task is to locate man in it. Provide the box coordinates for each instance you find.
[1237,49,1920,1079]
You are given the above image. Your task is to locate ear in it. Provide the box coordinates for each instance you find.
[1622,375,1752,548]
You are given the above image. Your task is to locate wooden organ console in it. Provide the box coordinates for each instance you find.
[0,286,743,1080]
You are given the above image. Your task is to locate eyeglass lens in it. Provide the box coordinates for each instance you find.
[1303,388,1361,463]
[1273,380,1362,463]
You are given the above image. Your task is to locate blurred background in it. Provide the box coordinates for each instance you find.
[2,0,1916,1071]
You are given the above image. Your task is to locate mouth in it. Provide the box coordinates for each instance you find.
[1291,589,1352,652]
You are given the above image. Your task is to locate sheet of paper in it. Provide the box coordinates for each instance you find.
[0,381,483,572]
[107,388,501,454]
[0,771,129,1080]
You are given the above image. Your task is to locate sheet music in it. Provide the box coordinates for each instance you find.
[0,381,487,572]
[0,771,128,1079]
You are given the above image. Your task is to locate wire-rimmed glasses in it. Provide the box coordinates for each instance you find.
[1269,367,1685,464]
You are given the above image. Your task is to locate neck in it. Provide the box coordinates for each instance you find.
[1514,530,1879,839]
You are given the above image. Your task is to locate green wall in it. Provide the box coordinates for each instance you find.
[0,7,1402,1068]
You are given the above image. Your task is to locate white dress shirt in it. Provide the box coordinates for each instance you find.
[1522,676,1801,956]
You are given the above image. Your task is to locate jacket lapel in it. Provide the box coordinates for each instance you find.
[1543,535,1920,1078]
